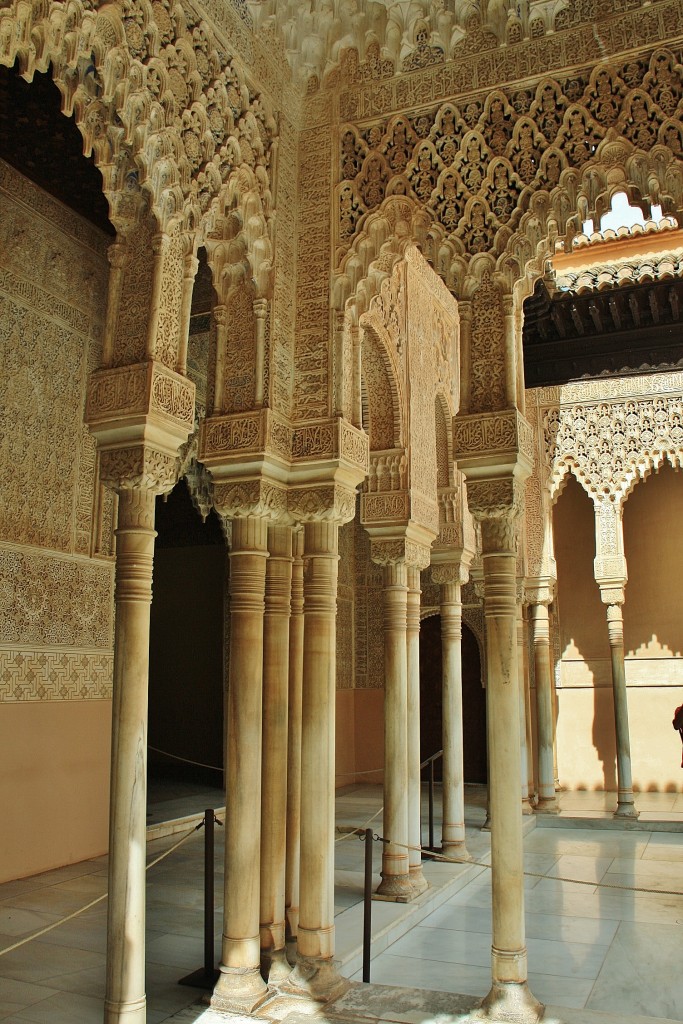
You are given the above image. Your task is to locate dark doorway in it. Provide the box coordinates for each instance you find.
[419,615,487,783]
[148,480,227,810]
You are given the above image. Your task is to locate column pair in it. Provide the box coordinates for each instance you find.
[432,564,469,858]
[372,544,429,900]
[212,516,299,1010]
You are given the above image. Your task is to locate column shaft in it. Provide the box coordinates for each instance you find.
[377,561,412,898]
[285,530,304,950]
[531,604,557,811]
[213,516,269,1011]
[480,543,541,1021]
[517,603,533,814]
[260,526,293,980]
[440,581,468,856]
[406,567,428,894]
[286,521,347,1000]
[104,488,156,1024]
[607,605,638,818]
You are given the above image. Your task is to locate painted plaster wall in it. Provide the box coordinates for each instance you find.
[0,162,114,881]
[554,468,683,792]
[0,701,111,883]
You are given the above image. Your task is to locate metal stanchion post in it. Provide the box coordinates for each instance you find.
[428,760,435,851]
[362,828,373,983]
[179,809,220,989]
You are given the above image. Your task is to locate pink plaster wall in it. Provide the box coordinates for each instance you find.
[0,701,111,882]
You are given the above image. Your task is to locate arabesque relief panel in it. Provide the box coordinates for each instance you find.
[0,163,114,704]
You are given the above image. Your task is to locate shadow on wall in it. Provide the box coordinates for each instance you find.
[553,467,683,792]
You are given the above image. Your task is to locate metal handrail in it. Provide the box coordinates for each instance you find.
[420,749,443,850]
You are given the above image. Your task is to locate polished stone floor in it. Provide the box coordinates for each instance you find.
[1,784,682,1023]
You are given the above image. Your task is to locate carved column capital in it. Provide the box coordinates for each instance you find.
[466,476,525,555]
[431,562,468,586]
[369,536,431,569]
[214,476,290,523]
[99,445,178,496]
[288,483,357,525]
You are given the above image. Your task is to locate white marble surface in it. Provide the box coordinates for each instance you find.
[2,785,683,1024]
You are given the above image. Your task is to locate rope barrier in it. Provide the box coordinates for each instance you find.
[148,745,224,774]
[150,744,386,780]
[335,806,383,843]
[0,823,203,958]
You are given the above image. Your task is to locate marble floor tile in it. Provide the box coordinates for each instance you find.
[6,990,103,1023]
[0,979,59,1019]
[587,920,683,1020]
[0,907,62,939]
[525,972,595,1010]
[0,939,105,985]
[354,951,492,998]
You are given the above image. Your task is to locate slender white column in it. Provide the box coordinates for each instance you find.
[531,603,558,812]
[605,601,639,819]
[407,567,428,894]
[286,520,347,1000]
[213,516,269,1012]
[104,488,156,1024]
[479,518,542,1023]
[517,602,533,815]
[440,578,468,856]
[260,526,293,981]
[377,560,413,899]
[285,529,304,957]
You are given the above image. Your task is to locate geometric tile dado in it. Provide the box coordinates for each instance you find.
[0,647,113,701]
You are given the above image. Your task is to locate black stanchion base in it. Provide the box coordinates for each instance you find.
[179,967,220,990]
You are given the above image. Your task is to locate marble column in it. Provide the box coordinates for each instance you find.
[438,575,469,857]
[478,512,542,1023]
[407,567,428,894]
[286,520,347,1000]
[604,599,639,819]
[260,526,293,981]
[530,602,558,812]
[285,529,304,958]
[104,487,156,1024]
[517,601,533,815]
[377,559,413,899]
[213,516,269,1012]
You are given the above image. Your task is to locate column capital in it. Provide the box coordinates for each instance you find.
[431,562,468,586]
[466,475,526,554]
[214,475,290,523]
[288,482,357,525]
[525,576,555,607]
[600,585,626,606]
[370,536,431,569]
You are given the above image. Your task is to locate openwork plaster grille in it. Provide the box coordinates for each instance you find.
[537,373,683,503]
[336,48,683,265]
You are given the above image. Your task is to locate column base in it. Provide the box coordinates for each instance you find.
[285,935,298,967]
[409,864,429,895]
[481,815,491,832]
[210,966,268,1013]
[614,801,639,820]
[280,956,349,1003]
[521,797,534,816]
[104,996,146,1024]
[475,981,544,1023]
[261,946,292,984]
[441,839,470,862]
[535,796,559,814]
[375,871,415,902]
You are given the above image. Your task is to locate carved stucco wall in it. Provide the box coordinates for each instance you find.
[0,161,114,703]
